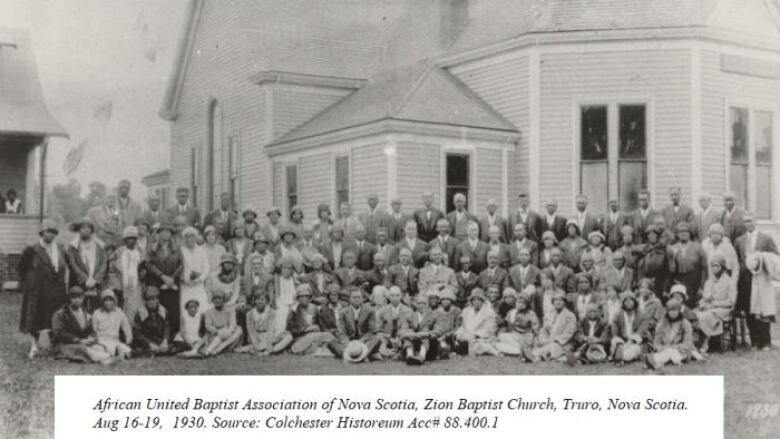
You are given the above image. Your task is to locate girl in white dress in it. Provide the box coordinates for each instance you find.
[180,227,210,318]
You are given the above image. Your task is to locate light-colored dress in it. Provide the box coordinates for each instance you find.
[456,305,498,355]
[177,311,203,347]
[204,243,227,274]
[205,271,242,307]
[702,238,739,290]
[92,308,132,356]
[112,246,144,321]
[496,309,539,355]
[695,273,735,336]
[180,245,211,317]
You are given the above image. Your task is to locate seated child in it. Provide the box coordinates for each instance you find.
[175,299,205,357]
[92,289,133,360]
[431,287,461,358]
[286,284,334,355]
[646,299,694,371]
[202,289,244,356]
[454,289,499,356]
[496,291,539,356]
[131,287,171,356]
[525,291,576,364]
[240,292,292,355]
[51,286,116,365]
[575,303,609,364]
[399,294,437,365]
[610,291,649,365]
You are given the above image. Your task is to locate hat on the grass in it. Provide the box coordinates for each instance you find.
[343,340,369,363]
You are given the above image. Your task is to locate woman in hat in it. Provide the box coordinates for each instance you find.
[573,272,600,321]
[582,230,613,270]
[206,253,242,308]
[535,268,564,325]
[559,220,588,271]
[239,292,292,355]
[495,291,539,356]
[108,226,144,321]
[454,289,499,356]
[701,223,739,291]
[19,219,68,359]
[243,231,276,276]
[695,255,736,352]
[609,291,649,365]
[575,302,610,364]
[92,289,133,360]
[274,225,304,273]
[312,203,333,247]
[288,205,305,244]
[615,225,639,269]
[260,207,283,247]
[145,222,183,339]
[67,216,109,312]
[180,226,211,323]
[665,221,708,308]
[538,231,560,269]
[242,209,261,239]
[646,299,694,370]
[203,225,227,274]
[526,291,577,364]
[202,289,244,356]
[431,287,460,358]
[51,286,116,365]
[634,225,667,299]
[228,221,252,275]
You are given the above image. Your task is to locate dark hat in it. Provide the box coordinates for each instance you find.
[70,217,95,233]
[157,222,175,234]
[68,286,85,297]
[279,225,297,240]
[242,209,258,219]
[220,253,237,265]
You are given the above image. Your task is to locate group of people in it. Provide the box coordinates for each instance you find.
[18,181,779,371]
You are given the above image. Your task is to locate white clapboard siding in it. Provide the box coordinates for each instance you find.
[451,56,528,212]
[476,148,503,212]
[397,142,441,209]
[272,89,351,140]
[299,152,333,220]
[0,216,38,255]
[169,0,269,211]
[701,49,780,206]
[540,49,691,215]
[350,144,387,208]
[272,161,284,209]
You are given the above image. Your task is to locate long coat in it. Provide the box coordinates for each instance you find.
[19,241,68,334]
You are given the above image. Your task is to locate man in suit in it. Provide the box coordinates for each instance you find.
[508,247,540,293]
[479,198,509,243]
[661,186,695,235]
[203,192,237,242]
[320,225,356,271]
[365,253,392,293]
[454,221,490,273]
[428,218,459,268]
[509,192,542,242]
[87,193,121,247]
[507,223,538,267]
[693,192,722,242]
[447,193,479,241]
[418,246,457,293]
[374,227,397,266]
[334,202,361,242]
[601,251,635,293]
[721,191,747,242]
[572,194,602,238]
[352,224,376,271]
[142,195,167,227]
[116,179,143,233]
[414,191,445,243]
[333,250,367,291]
[478,250,509,292]
[485,225,511,268]
[327,288,381,360]
[166,187,201,228]
[540,199,567,242]
[549,247,576,297]
[358,192,388,244]
[395,220,428,269]
[734,213,778,348]
[387,248,420,299]
[604,198,630,250]
[66,218,109,312]
[630,189,661,244]
[386,198,412,243]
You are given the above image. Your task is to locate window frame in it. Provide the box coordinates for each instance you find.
[227,135,240,204]
[444,152,472,213]
[190,145,200,208]
[285,163,298,214]
[334,154,350,213]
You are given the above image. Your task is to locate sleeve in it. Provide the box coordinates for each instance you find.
[17,246,33,281]
[66,248,89,285]
[121,313,133,345]
[204,311,218,335]
[132,313,151,348]
[553,314,577,345]
[52,311,81,344]
[286,308,299,336]
[365,309,379,336]
[336,311,349,343]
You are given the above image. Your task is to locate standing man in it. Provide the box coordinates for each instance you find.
[447,193,478,241]
[661,187,695,234]
[352,224,376,271]
[630,189,661,244]
[721,191,746,242]
[454,221,490,273]
[428,218,459,268]
[116,179,143,233]
[414,191,445,243]
[166,187,201,228]
[335,202,361,242]
[509,192,542,243]
[604,198,630,250]
[573,194,602,238]
[508,223,538,267]
[386,198,412,244]
[203,192,237,241]
[66,218,109,312]
[480,199,509,243]
[374,227,397,266]
[142,194,166,226]
[665,222,707,308]
[418,247,457,293]
[88,192,121,247]
[358,193,387,244]
[540,199,567,242]
[693,193,722,242]
[396,220,428,269]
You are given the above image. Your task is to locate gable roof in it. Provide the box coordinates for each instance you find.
[0,27,68,138]
[269,61,517,146]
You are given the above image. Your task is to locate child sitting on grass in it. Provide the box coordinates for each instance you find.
[574,303,609,364]
[646,299,694,371]
[131,287,171,356]
[202,289,243,356]
[176,299,205,358]
[239,292,292,355]
[92,289,133,361]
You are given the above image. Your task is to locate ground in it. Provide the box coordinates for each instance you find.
[1,292,779,439]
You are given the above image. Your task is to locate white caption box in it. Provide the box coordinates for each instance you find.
[56,375,723,439]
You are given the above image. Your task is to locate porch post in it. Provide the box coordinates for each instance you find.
[38,137,48,224]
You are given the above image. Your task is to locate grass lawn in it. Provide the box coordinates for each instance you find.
[1,291,779,438]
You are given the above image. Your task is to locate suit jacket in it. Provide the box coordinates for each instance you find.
[447,210,479,241]
[572,211,603,238]
[376,303,413,338]
[478,266,508,291]
[142,209,168,227]
[486,242,511,268]
[297,271,331,303]
[417,264,457,293]
[358,209,389,244]
[539,307,577,347]
[387,264,419,296]
[145,242,184,288]
[507,239,539,267]
[87,204,121,245]
[286,302,323,337]
[319,303,341,334]
[51,305,93,346]
[455,271,480,304]
[575,318,610,347]
[395,238,429,269]
[365,267,392,292]
[258,223,281,247]
[320,240,357,271]
[66,239,109,292]
[480,215,509,243]
[629,208,662,244]
[549,264,576,295]
[610,310,650,342]
[454,239,491,273]
[604,211,631,249]
[352,240,376,271]
[508,264,541,293]
[427,235,460,268]
[203,208,238,241]
[539,214,568,242]
[508,209,542,242]
[385,212,413,243]
[19,241,68,333]
[166,204,201,228]
[735,231,779,270]
[601,266,635,292]
[413,208,446,243]
[336,305,377,342]
[241,271,275,299]
[693,207,722,242]
[373,243,397,267]
[333,267,367,290]
[721,207,747,242]
[117,197,144,232]
[661,204,695,233]
[399,309,437,336]
[334,216,361,241]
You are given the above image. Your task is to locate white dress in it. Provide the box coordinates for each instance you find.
[180,245,211,316]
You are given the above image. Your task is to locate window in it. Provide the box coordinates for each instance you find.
[228,136,239,203]
[286,165,298,211]
[335,156,349,209]
[156,188,169,209]
[579,103,647,211]
[445,154,469,212]
[190,146,200,207]
[730,106,775,219]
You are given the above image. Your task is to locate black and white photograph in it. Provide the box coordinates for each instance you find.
[1,1,780,438]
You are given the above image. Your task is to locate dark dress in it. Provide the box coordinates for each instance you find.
[634,242,667,299]
[19,241,68,336]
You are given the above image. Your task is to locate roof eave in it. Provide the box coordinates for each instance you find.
[249,70,367,89]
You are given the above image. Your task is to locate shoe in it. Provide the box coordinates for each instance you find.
[406,355,423,366]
